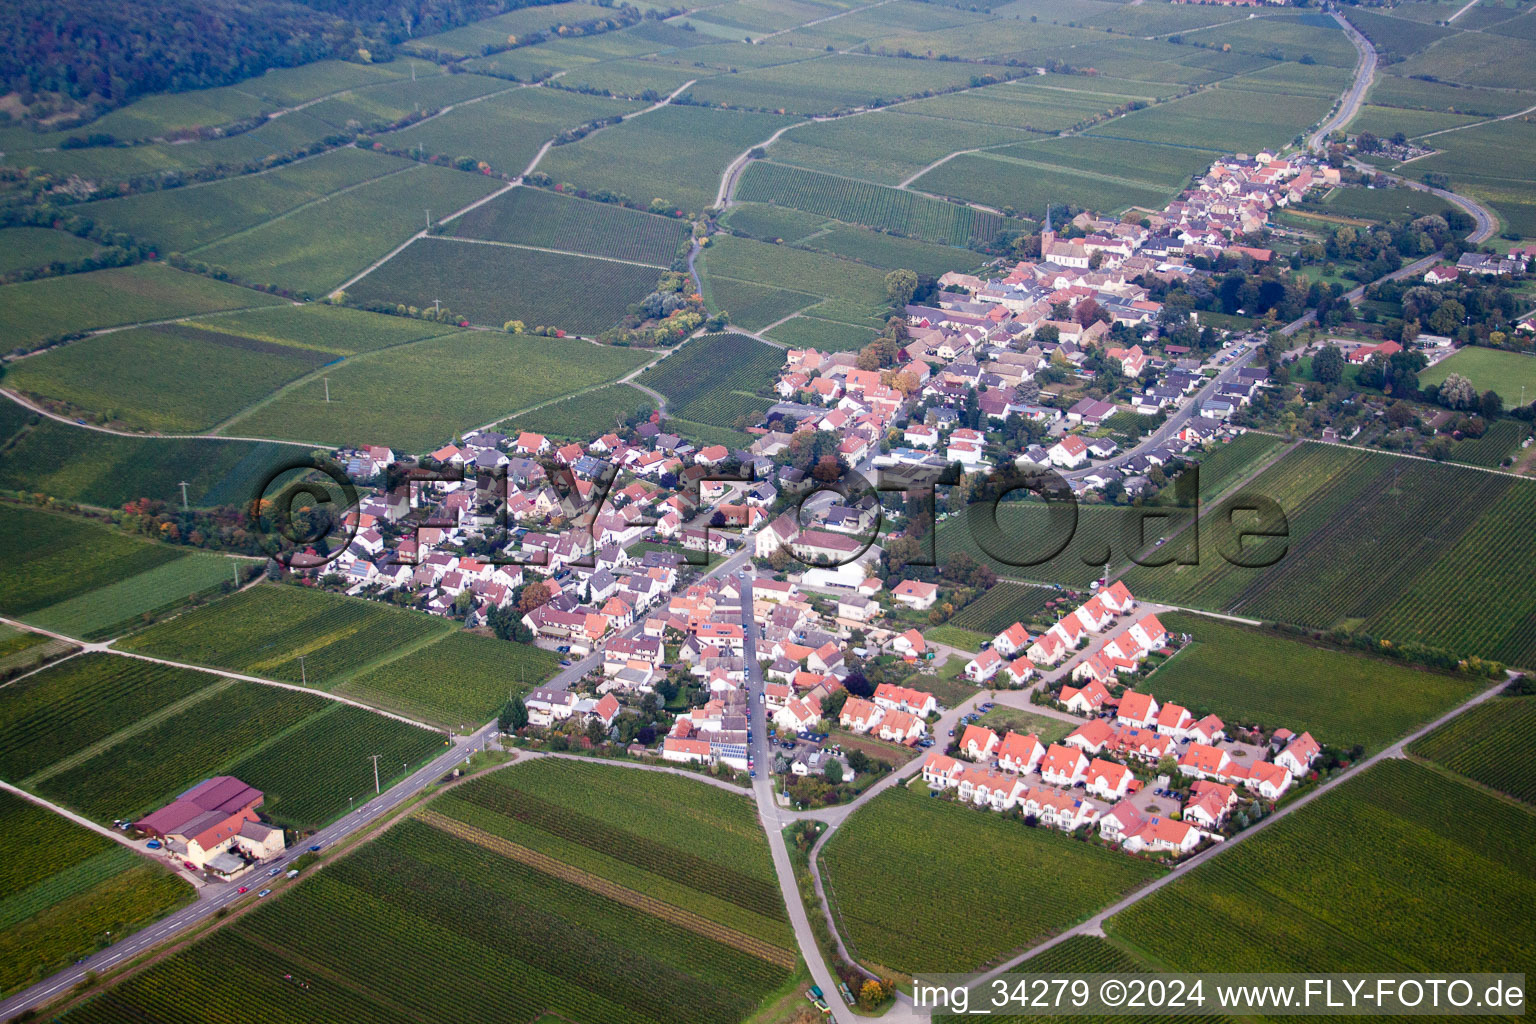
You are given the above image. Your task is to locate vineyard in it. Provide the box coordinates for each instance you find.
[1409,695,1536,805]
[701,236,892,328]
[0,656,218,782]
[26,553,248,641]
[701,277,815,332]
[116,584,452,688]
[450,186,691,267]
[0,505,183,618]
[636,333,782,439]
[1125,444,1536,667]
[61,764,794,1024]
[340,630,559,730]
[1106,760,1536,974]
[1449,419,1528,468]
[820,786,1163,974]
[1151,613,1481,750]
[950,582,1055,634]
[498,384,656,443]
[0,792,191,997]
[736,161,1002,246]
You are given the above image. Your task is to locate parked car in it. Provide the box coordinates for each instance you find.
[145,840,162,850]
[183,861,196,871]
[286,869,299,878]
[268,867,281,877]
[257,889,272,898]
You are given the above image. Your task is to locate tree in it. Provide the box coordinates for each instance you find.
[1481,389,1504,419]
[884,268,918,308]
[1439,372,1476,411]
[586,717,608,746]
[842,671,873,698]
[824,759,844,784]
[499,695,528,732]
[822,688,849,718]
[1428,298,1465,336]
[1312,343,1345,387]
[858,980,886,1010]
[517,581,552,614]
[1156,753,1178,778]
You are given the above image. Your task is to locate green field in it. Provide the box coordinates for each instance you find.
[1450,418,1529,468]
[536,105,798,215]
[923,625,991,653]
[340,630,559,729]
[0,792,192,997]
[949,582,1056,634]
[59,759,796,1024]
[223,325,650,451]
[497,383,657,440]
[0,419,300,508]
[347,236,660,334]
[736,161,1003,246]
[1419,346,1536,404]
[449,185,691,265]
[194,163,503,295]
[1409,694,1536,805]
[0,228,101,277]
[116,584,451,687]
[684,52,984,115]
[0,505,228,633]
[636,332,782,441]
[766,109,1031,185]
[701,235,891,328]
[1106,759,1536,976]
[1151,613,1482,750]
[79,148,418,255]
[703,278,817,332]
[822,786,1163,974]
[403,3,615,58]
[914,150,1175,221]
[0,264,283,353]
[763,315,878,352]
[1117,443,1536,667]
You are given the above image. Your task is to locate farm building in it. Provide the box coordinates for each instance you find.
[134,776,285,879]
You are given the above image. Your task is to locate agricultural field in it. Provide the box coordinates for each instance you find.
[736,161,1003,246]
[700,235,892,327]
[1450,419,1529,468]
[821,786,1163,974]
[0,505,193,622]
[346,236,660,335]
[1186,431,1288,501]
[684,53,982,115]
[0,420,299,509]
[536,105,798,215]
[449,185,691,265]
[1347,104,1485,140]
[223,323,650,452]
[799,226,982,277]
[1365,74,1536,117]
[7,323,336,432]
[0,792,192,997]
[636,332,783,441]
[0,655,217,783]
[701,278,816,333]
[340,630,559,729]
[301,72,513,131]
[763,315,878,353]
[1120,443,1536,667]
[498,382,656,440]
[115,584,451,688]
[193,163,503,295]
[1418,346,1536,404]
[1409,694,1536,805]
[922,625,990,653]
[1086,85,1336,156]
[914,151,1172,222]
[402,3,614,58]
[1105,760,1536,976]
[1151,613,1483,750]
[392,87,642,178]
[25,553,250,641]
[60,759,795,1024]
[0,264,283,354]
[0,228,101,277]
[765,110,1031,185]
[0,627,74,682]
[79,148,417,255]
[949,582,1055,634]
[936,501,1164,591]
[722,203,836,244]
[1317,182,1448,223]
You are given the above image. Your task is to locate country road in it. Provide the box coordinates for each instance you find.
[1308,12,1376,153]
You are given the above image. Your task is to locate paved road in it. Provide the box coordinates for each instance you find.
[0,724,493,1021]
[1309,12,1376,153]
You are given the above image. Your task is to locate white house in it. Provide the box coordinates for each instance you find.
[1275,731,1321,776]
[1084,757,1132,800]
[964,647,1002,683]
[997,731,1045,774]
[1039,743,1088,787]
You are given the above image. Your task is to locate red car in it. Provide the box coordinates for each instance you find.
[237,886,249,894]
[182,861,196,871]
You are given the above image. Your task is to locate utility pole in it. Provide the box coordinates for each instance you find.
[368,754,382,794]
[178,481,189,509]
[433,297,441,316]
[323,377,331,403]
[425,209,432,231]
[299,654,307,687]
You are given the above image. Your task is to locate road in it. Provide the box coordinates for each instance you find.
[0,722,494,1021]
[1308,12,1376,153]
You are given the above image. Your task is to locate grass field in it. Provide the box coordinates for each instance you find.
[0,419,299,508]
[59,759,796,1024]
[972,706,1073,746]
[224,325,650,452]
[347,235,660,334]
[636,332,782,441]
[1409,694,1536,805]
[340,630,559,729]
[1396,117,1536,235]
[449,185,690,265]
[1418,346,1536,404]
[536,104,798,215]
[115,584,451,688]
[701,235,891,327]
[0,264,282,353]
[821,785,1163,974]
[0,228,101,277]
[1151,612,1483,750]
[0,792,191,997]
[923,625,991,653]
[1117,443,1536,667]
[0,469,265,629]
[1106,759,1536,976]
[736,161,1003,246]
[497,383,656,440]
[193,163,503,295]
